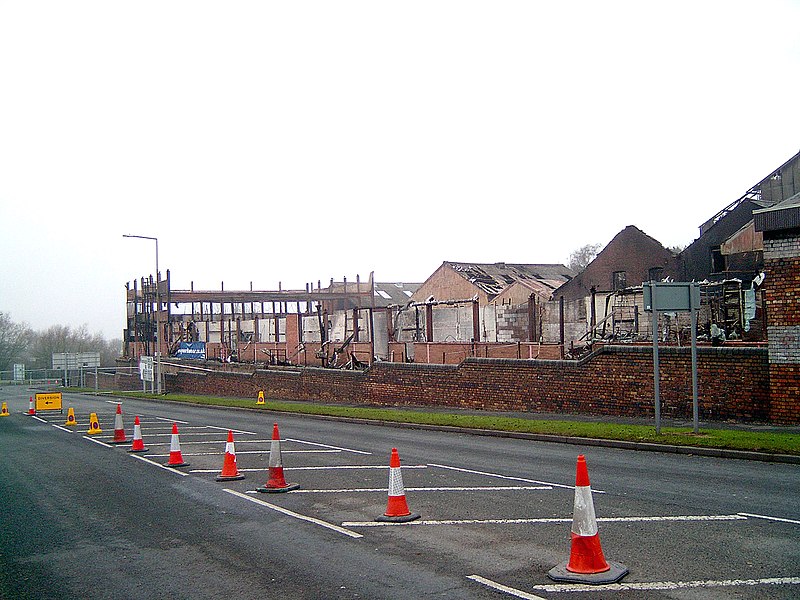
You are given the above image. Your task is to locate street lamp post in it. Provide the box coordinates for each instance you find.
[123,234,162,394]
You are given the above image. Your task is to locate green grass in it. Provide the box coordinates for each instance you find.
[98,390,800,456]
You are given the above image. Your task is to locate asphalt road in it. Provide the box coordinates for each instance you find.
[0,386,798,599]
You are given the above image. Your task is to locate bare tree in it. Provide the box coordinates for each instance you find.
[567,243,602,272]
[28,324,121,368]
[0,312,32,372]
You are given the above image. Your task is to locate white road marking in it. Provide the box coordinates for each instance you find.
[52,424,74,433]
[205,425,257,435]
[291,485,552,494]
[467,575,548,600]
[146,449,341,457]
[342,514,747,528]
[738,512,800,525]
[429,463,588,492]
[223,489,363,539]
[96,431,229,440]
[31,415,48,423]
[83,436,112,448]
[285,438,371,455]
[526,576,800,593]
[189,464,429,474]
[143,439,279,446]
[154,416,189,424]
[129,453,189,476]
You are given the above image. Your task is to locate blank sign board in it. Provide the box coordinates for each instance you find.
[643,282,700,312]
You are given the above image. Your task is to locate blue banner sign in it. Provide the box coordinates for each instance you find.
[176,342,206,360]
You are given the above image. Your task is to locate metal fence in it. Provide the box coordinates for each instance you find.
[0,367,137,389]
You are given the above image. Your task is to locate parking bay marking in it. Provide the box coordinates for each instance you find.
[223,489,363,539]
[288,485,553,494]
[469,575,800,596]
[145,438,299,447]
[738,512,800,525]
[146,449,341,457]
[428,463,591,492]
[128,453,189,476]
[190,464,430,473]
[205,425,257,435]
[83,436,113,448]
[342,514,748,528]
[284,438,371,455]
[154,416,189,424]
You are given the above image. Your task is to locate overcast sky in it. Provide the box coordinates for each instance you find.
[1,1,798,340]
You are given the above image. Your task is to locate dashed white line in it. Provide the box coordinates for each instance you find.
[51,424,74,433]
[738,512,800,525]
[223,488,363,539]
[31,415,48,423]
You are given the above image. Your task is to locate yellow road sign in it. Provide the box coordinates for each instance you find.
[35,392,63,412]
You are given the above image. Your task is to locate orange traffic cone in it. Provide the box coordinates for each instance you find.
[548,455,628,584]
[28,396,35,415]
[216,430,245,481]
[376,448,420,522]
[64,407,77,426]
[110,404,128,444]
[165,423,189,467]
[256,423,299,493]
[128,416,148,453]
[86,412,103,435]
[0,402,9,417]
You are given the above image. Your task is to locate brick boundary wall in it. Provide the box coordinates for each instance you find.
[164,345,782,424]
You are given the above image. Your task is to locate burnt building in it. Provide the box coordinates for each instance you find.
[680,149,800,286]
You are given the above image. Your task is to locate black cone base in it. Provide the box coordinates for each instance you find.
[547,561,628,585]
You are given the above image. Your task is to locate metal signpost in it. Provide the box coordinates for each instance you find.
[643,282,701,434]
[139,356,154,393]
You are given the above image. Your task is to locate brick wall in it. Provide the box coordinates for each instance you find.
[762,231,800,423]
[165,345,778,423]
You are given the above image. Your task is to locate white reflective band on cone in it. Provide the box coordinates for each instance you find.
[571,485,598,536]
[170,435,181,452]
[388,467,405,496]
[269,439,281,467]
[225,442,235,455]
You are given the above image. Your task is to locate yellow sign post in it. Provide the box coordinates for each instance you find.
[35,392,63,413]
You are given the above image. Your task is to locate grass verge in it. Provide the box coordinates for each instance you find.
[100,390,800,456]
